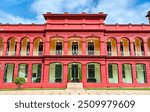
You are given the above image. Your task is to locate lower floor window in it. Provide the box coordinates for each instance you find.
[136,64,147,83]
[4,64,14,83]
[87,63,101,83]
[49,63,63,83]
[18,64,28,82]
[32,64,42,83]
[108,64,118,83]
[122,64,133,83]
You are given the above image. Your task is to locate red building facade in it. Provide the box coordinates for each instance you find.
[0,12,150,89]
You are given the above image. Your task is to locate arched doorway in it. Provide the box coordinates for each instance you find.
[68,62,82,82]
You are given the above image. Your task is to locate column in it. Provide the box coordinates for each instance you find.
[43,64,49,83]
[64,41,68,55]
[82,38,86,55]
[144,42,148,56]
[101,64,107,83]
[145,63,150,83]
[16,42,21,56]
[29,42,33,56]
[130,42,135,56]
[27,63,32,83]
[118,64,123,84]
[63,64,68,83]
[100,41,106,56]
[3,42,7,56]
[132,64,137,83]
[117,42,120,56]
[44,41,50,55]
[82,64,87,83]
[0,63,5,83]
[13,63,19,80]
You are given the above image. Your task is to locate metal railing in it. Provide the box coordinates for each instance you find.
[33,51,43,56]
[68,50,82,55]
[7,51,16,56]
[50,50,63,55]
[134,51,144,56]
[86,50,100,56]
[0,51,3,56]
[121,51,130,56]
[20,51,30,56]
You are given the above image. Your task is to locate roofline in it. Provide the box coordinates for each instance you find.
[43,12,107,20]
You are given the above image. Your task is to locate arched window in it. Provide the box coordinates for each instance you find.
[107,38,117,56]
[122,64,132,83]
[49,63,63,83]
[4,63,14,83]
[120,38,130,56]
[87,63,101,83]
[20,38,30,56]
[134,38,144,56]
[32,64,42,83]
[7,38,17,56]
[136,64,147,83]
[33,38,43,56]
[18,64,28,82]
[108,64,118,83]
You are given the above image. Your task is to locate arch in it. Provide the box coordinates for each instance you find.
[87,62,101,83]
[7,37,17,56]
[107,37,117,56]
[20,37,30,56]
[0,37,4,56]
[134,37,144,56]
[33,37,43,56]
[120,37,130,56]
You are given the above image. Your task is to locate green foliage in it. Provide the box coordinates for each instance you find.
[14,77,26,89]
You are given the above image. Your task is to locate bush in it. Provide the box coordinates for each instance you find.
[14,77,26,89]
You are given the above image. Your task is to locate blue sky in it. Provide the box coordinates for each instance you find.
[0,0,150,24]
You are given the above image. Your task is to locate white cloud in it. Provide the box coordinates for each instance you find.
[0,10,36,24]
[31,0,150,24]
[0,0,150,24]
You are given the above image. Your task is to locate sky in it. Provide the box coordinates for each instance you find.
[0,0,150,24]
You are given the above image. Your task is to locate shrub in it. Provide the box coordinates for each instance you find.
[14,77,26,89]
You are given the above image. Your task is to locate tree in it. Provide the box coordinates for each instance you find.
[14,77,26,89]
